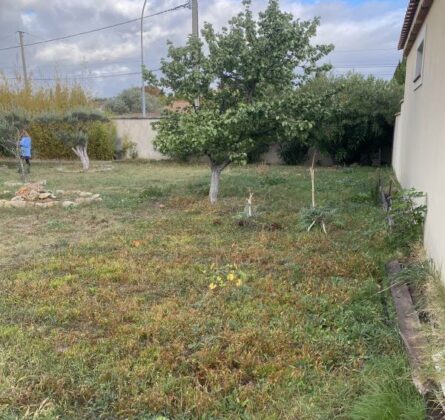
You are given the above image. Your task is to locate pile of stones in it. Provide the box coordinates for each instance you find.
[0,182,102,209]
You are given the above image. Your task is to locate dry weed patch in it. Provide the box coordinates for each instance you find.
[0,162,424,418]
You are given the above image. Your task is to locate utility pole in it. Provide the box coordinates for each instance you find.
[191,0,200,109]
[192,0,199,38]
[140,0,149,117]
[18,31,28,88]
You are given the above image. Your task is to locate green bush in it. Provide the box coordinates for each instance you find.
[278,74,403,165]
[29,120,115,160]
[388,188,427,251]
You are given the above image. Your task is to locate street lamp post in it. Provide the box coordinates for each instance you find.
[140,0,148,117]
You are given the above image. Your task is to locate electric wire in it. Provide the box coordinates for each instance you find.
[0,2,190,52]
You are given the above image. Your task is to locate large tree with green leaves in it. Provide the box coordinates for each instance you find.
[152,0,333,203]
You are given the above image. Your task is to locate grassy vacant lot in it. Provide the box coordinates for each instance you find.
[0,162,424,419]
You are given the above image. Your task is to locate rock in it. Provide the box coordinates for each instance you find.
[11,196,24,202]
[0,200,6,207]
[94,197,103,202]
[79,192,93,197]
[28,190,40,200]
[62,201,76,208]
[75,197,86,204]
[38,192,52,200]
[10,200,27,208]
[3,201,12,208]
[91,194,101,200]
[46,201,56,208]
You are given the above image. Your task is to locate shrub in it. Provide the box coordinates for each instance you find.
[283,74,404,165]
[29,119,115,160]
[388,188,427,251]
[0,81,114,161]
[0,79,91,114]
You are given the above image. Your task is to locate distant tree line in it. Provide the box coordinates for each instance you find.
[104,87,164,115]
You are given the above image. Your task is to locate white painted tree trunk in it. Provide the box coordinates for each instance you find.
[209,165,223,204]
[246,192,254,217]
[72,144,90,171]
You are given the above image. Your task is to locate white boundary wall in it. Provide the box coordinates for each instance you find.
[393,0,445,280]
[113,118,169,160]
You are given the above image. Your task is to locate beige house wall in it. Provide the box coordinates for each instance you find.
[113,118,169,160]
[393,0,445,279]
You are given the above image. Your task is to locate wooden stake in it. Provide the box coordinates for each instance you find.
[310,150,316,209]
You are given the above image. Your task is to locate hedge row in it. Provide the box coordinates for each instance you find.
[28,121,116,160]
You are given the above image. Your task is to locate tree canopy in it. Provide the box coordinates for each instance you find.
[153,0,333,202]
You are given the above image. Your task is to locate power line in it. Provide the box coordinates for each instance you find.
[4,68,162,81]
[0,2,190,53]
[330,48,397,53]
[333,64,398,69]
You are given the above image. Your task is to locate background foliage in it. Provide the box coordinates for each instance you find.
[277,74,403,165]
[104,87,163,115]
[29,119,115,160]
[0,78,90,113]
[0,80,114,160]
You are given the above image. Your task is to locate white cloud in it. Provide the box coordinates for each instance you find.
[35,42,139,63]
[0,0,406,96]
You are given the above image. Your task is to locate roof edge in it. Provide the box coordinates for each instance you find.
[398,0,433,56]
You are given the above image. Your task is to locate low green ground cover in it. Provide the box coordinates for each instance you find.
[0,162,424,418]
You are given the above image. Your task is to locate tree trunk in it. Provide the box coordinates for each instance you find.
[209,165,222,204]
[72,144,90,171]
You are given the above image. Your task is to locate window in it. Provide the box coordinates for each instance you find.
[414,40,424,82]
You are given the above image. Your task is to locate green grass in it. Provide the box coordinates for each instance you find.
[0,161,425,418]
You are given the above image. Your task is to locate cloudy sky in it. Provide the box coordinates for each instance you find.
[0,0,407,98]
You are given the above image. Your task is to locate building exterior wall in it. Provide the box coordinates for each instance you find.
[393,0,445,279]
[113,118,290,165]
[113,118,169,160]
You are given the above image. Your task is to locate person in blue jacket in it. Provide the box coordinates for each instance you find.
[19,129,32,173]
